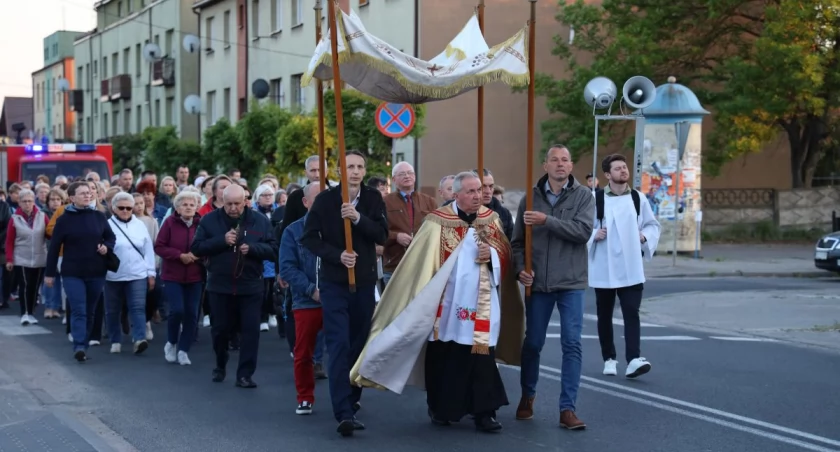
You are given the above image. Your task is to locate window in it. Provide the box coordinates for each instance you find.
[114,110,120,135]
[291,73,304,109]
[93,60,98,78]
[102,56,108,78]
[292,0,302,25]
[117,1,123,17]
[135,44,141,75]
[269,78,284,106]
[77,66,83,90]
[78,118,84,141]
[125,108,131,134]
[223,11,231,46]
[136,105,142,132]
[206,16,214,49]
[59,124,63,139]
[166,97,174,125]
[103,112,109,137]
[271,0,282,31]
[87,120,92,141]
[207,90,217,126]
[44,47,49,61]
[112,52,119,76]
[252,0,260,38]
[128,0,133,13]
[155,99,161,126]
[223,88,231,118]
[165,30,174,56]
[123,47,130,74]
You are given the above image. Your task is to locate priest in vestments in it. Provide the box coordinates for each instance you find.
[349,171,524,432]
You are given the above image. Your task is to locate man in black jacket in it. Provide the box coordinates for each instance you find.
[192,184,278,388]
[281,155,321,236]
[302,150,387,437]
[0,199,11,309]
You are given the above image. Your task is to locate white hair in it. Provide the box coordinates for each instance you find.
[452,171,479,194]
[254,184,274,199]
[438,175,455,189]
[111,192,135,209]
[173,190,201,209]
[391,161,414,177]
[17,189,35,200]
[305,155,319,170]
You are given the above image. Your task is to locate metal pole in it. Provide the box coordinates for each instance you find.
[591,118,599,195]
[633,117,645,190]
[671,155,681,266]
[694,212,701,259]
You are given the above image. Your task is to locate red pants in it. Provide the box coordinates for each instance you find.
[293,307,323,404]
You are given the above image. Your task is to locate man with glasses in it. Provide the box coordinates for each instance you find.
[443,169,513,240]
[382,162,437,286]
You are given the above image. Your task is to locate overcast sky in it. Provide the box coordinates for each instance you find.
[0,0,96,103]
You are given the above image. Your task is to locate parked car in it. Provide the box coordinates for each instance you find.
[814,232,840,272]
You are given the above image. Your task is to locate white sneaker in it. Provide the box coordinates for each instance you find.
[603,359,618,376]
[268,315,278,328]
[62,316,66,325]
[67,333,73,342]
[177,351,191,366]
[89,340,101,346]
[164,342,177,363]
[626,357,652,379]
[110,343,121,353]
[202,315,210,327]
[20,315,30,326]
[145,322,154,341]
[260,322,269,332]
[28,314,38,325]
[296,401,313,415]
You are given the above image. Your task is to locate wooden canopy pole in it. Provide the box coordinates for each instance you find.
[524,0,537,297]
[327,0,356,291]
[315,0,327,191]
[476,0,485,183]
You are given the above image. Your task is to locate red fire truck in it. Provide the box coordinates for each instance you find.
[0,143,114,186]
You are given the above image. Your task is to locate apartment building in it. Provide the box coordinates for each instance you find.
[194,0,417,162]
[73,0,201,143]
[31,31,85,141]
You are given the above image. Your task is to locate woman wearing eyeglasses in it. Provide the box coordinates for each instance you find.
[45,181,117,363]
[5,189,49,326]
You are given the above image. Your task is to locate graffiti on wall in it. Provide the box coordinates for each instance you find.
[640,122,702,252]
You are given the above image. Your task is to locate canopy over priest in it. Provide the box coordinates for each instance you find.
[349,171,524,433]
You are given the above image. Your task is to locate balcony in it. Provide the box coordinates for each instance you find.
[99,79,110,102]
[68,90,84,112]
[152,58,176,87]
[109,74,132,101]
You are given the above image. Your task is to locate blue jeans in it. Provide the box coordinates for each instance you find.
[382,272,393,287]
[520,290,584,412]
[314,329,325,363]
[104,279,148,344]
[42,273,63,310]
[319,281,376,422]
[163,281,202,353]
[63,276,106,352]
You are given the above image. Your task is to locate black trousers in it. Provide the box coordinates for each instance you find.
[15,266,43,316]
[2,266,15,303]
[595,283,644,363]
[208,291,261,379]
[281,288,295,351]
[260,278,275,322]
[67,291,104,341]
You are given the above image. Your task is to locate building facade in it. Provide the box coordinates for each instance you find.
[194,0,417,164]
[73,0,201,143]
[32,31,85,141]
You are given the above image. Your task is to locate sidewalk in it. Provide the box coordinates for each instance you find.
[647,243,828,278]
[641,289,840,352]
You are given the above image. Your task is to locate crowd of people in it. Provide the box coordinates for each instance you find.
[1,146,661,438]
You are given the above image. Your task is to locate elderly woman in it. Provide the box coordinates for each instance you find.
[5,189,49,325]
[254,184,278,331]
[155,190,203,365]
[135,179,167,225]
[45,181,116,362]
[105,192,156,355]
[157,176,177,210]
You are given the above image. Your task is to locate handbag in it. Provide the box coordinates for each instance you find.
[104,248,121,272]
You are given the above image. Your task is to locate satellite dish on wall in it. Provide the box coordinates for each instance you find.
[142,43,162,62]
[252,79,270,99]
[183,34,200,53]
[57,78,70,92]
[184,94,202,115]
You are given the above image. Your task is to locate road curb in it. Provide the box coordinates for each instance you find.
[649,271,832,279]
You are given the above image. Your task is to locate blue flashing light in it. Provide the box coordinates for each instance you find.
[25,145,45,152]
[75,144,96,152]
[23,143,97,153]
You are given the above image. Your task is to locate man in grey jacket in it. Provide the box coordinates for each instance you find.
[510,145,595,431]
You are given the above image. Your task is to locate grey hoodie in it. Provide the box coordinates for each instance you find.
[511,174,595,292]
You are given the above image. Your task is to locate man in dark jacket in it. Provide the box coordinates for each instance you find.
[192,184,278,388]
[281,155,321,237]
[443,168,514,239]
[0,199,11,308]
[301,151,387,437]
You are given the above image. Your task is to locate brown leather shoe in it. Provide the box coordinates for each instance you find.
[515,395,535,420]
[560,410,586,430]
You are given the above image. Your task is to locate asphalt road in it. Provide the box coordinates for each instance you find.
[2,277,839,452]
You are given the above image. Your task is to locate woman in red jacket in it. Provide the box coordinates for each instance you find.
[154,191,203,366]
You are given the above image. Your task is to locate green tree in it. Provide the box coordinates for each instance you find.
[110,133,147,174]
[538,0,840,187]
[202,118,239,175]
[141,126,207,176]
[275,113,338,182]
[323,90,427,177]
[232,101,294,179]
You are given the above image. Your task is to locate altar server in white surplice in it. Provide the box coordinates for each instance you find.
[587,154,660,380]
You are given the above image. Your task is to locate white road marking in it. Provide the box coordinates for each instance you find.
[549,314,664,328]
[710,336,780,342]
[0,317,51,336]
[546,334,699,341]
[503,363,840,451]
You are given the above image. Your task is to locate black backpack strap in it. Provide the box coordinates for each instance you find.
[595,189,605,226]
[631,189,641,217]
